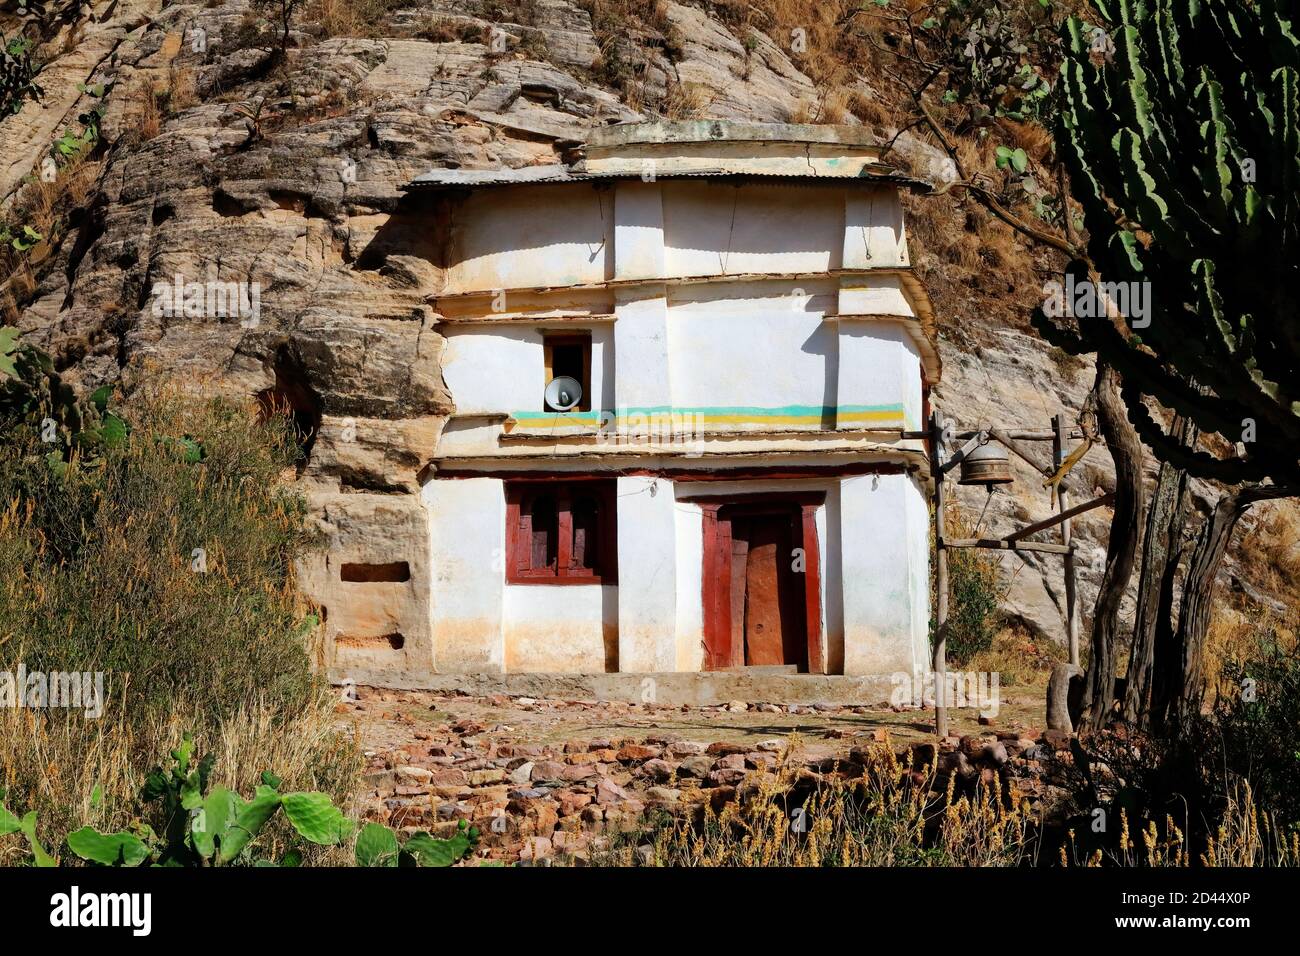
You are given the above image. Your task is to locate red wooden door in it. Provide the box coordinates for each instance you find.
[729,529,749,667]
[700,497,823,674]
[742,516,788,665]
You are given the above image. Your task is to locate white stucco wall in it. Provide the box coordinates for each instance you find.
[436,178,928,444]
[418,167,934,682]
[423,476,623,673]
[424,477,505,671]
[449,184,613,292]
[904,472,932,673]
[843,188,909,270]
[438,285,915,437]
[661,181,844,277]
[503,584,616,672]
[442,324,614,416]
[836,321,924,432]
[839,472,930,678]
[673,501,705,671]
[617,476,677,671]
[613,180,666,281]
[667,282,838,430]
[421,471,919,677]
[613,291,672,412]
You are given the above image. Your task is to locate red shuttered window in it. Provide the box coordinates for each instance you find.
[505,480,617,583]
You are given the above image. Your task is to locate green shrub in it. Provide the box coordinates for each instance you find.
[930,508,1002,664]
[1205,636,1300,825]
[1057,630,1300,866]
[0,375,355,853]
[0,382,318,718]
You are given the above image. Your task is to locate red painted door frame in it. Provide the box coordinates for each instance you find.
[696,493,825,674]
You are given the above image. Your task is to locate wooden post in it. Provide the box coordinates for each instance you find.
[930,411,949,739]
[1054,413,1080,667]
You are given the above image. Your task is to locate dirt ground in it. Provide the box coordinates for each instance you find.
[351,679,1049,759]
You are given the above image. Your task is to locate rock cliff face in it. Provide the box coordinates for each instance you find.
[2,0,1289,663]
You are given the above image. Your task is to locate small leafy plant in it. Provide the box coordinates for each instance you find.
[0,734,478,867]
[72,732,352,866]
[0,223,42,253]
[994,144,1028,174]
[0,788,58,866]
[1,329,130,478]
[354,819,476,868]
[51,82,109,162]
[1,34,43,117]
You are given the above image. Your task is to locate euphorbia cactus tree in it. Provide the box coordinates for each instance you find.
[1033,0,1300,484]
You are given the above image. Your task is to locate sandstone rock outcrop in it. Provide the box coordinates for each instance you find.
[3,0,1290,664]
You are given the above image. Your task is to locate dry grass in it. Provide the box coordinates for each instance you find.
[307,0,361,38]
[907,193,983,274]
[1203,604,1297,702]
[968,623,1065,686]
[787,85,853,125]
[1201,783,1300,867]
[0,151,102,318]
[1237,501,1300,605]
[1059,783,1300,868]
[587,740,1298,868]
[0,694,361,865]
[591,741,1034,867]
[163,65,200,115]
[999,115,1055,160]
[0,387,361,864]
[134,79,161,141]
[19,154,100,241]
[1204,607,1261,697]
[846,87,892,128]
[1201,501,1300,695]
[662,80,713,119]
[0,261,37,324]
[304,0,410,39]
[954,129,996,176]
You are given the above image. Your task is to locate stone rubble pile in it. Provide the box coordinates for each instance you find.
[348,689,1078,864]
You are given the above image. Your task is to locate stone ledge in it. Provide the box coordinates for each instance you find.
[327,668,905,706]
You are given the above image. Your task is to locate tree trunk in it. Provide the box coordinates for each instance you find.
[1145,537,1186,734]
[1122,415,1196,725]
[1082,364,1146,732]
[1157,484,1296,730]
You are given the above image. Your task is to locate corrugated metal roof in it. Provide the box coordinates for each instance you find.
[405,165,931,192]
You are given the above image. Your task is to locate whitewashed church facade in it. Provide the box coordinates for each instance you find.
[339,121,938,690]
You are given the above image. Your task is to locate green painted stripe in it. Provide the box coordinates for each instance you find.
[510,403,905,420]
[508,403,914,430]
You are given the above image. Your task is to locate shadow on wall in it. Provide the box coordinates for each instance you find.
[353,192,446,272]
[256,344,322,471]
[603,583,619,672]
[800,322,839,429]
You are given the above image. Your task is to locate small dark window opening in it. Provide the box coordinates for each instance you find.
[570,494,599,574]
[506,480,616,583]
[340,561,411,583]
[542,333,592,412]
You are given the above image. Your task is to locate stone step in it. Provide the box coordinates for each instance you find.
[328,667,902,706]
